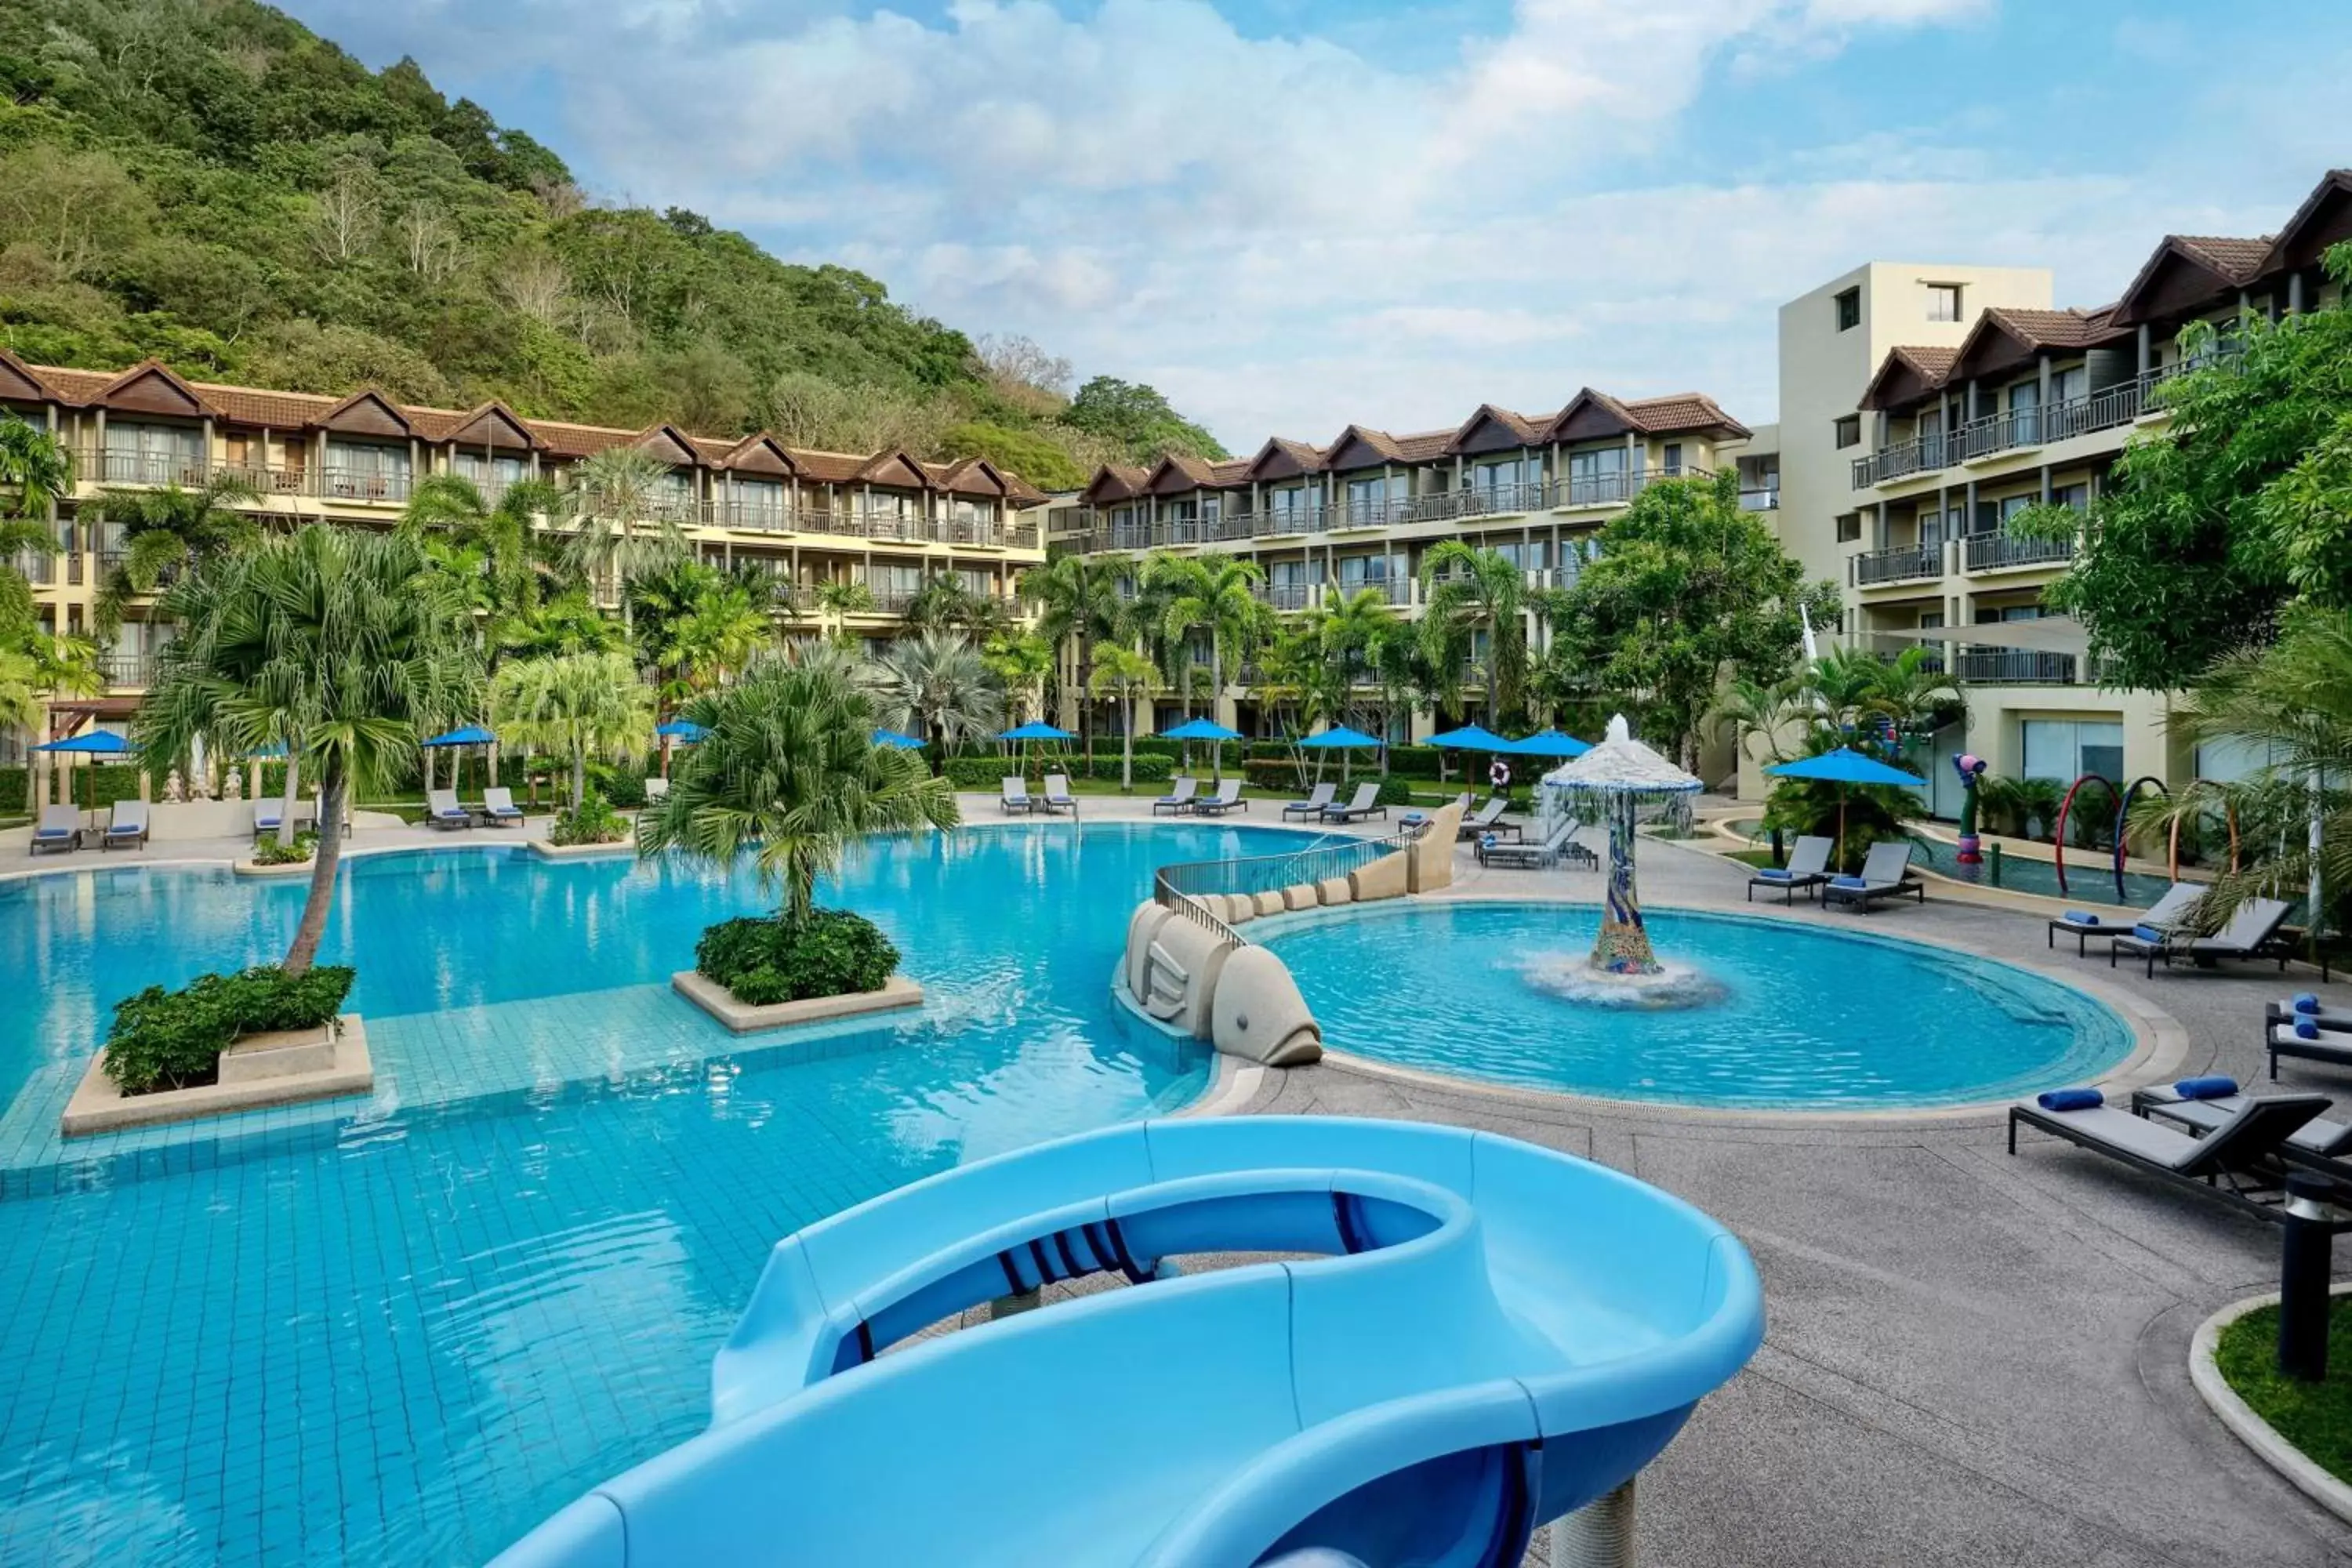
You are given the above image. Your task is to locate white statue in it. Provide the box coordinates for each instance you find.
[223,767,243,800]
[162,768,186,804]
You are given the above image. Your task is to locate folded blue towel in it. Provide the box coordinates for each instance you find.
[2037,1087,2103,1112]
[1479,833,1497,847]
[2062,910,2099,925]
[2296,1017,2322,1040]
[2172,1076,2238,1101]
[2131,924,2167,944]
[2293,992,2321,1014]
[1831,874,1868,890]
[1756,868,1792,880]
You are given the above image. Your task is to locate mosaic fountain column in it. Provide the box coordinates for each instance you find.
[1589,793,1662,976]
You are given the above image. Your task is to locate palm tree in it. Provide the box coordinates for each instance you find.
[137,528,483,975]
[553,448,690,626]
[1088,644,1160,793]
[89,470,264,637]
[1146,551,1265,718]
[499,588,627,662]
[904,572,1007,638]
[1022,552,1124,761]
[398,473,565,644]
[0,418,71,629]
[637,652,959,926]
[664,575,774,696]
[871,630,1004,760]
[980,629,1054,725]
[1419,540,1527,724]
[490,649,655,812]
[813,578,876,639]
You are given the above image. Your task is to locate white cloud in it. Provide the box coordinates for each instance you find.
[283,0,2333,450]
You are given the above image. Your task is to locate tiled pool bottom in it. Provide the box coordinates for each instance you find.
[0,825,1301,1566]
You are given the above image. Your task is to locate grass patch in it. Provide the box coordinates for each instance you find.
[2215,1298,2352,1485]
[1723,848,1778,868]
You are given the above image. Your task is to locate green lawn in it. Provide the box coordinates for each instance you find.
[2216,1299,2352,1484]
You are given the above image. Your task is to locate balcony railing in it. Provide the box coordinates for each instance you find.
[315,466,415,505]
[1739,487,1780,512]
[1955,645,2078,685]
[1851,543,1944,586]
[1962,532,2074,572]
[8,550,52,586]
[84,448,210,488]
[1261,583,1316,612]
[97,652,154,688]
[1849,364,2194,488]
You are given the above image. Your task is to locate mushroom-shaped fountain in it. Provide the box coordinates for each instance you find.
[1532,713,1720,1007]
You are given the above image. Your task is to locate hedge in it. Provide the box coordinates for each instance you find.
[942,753,1175,789]
[103,965,356,1095]
[696,910,898,1004]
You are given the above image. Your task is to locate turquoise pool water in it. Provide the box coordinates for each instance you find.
[0,822,1318,1567]
[1262,902,2133,1109]
[1903,834,2180,909]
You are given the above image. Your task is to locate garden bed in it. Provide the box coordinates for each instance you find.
[2191,1288,2352,1523]
[61,1015,372,1136]
[670,970,923,1033]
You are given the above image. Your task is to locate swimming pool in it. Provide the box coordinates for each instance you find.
[1261,902,2133,1109]
[1902,833,2180,908]
[0,822,1319,1567]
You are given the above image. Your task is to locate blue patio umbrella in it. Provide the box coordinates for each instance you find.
[657,719,709,742]
[1159,717,1243,782]
[1426,724,1511,750]
[1504,728,1592,759]
[423,724,495,796]
[871,728,924,750]
[33,728,135,811]
[1298,724,1381,783]
[1766,747,1925,869]
[998,722,1076,742]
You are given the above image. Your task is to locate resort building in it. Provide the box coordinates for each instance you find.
[0,352,1049,766]
[1766,168,2352,808]
[1060,390,1759,741]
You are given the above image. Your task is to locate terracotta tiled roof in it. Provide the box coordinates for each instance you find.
[2172,234,2274,283]
[1256,437,1328,474]
[1979,306,2128,350]
[1392,430,1456,462]
[1618,393,1751,439]
[789,449,871,485]
[1446,405,1551,451]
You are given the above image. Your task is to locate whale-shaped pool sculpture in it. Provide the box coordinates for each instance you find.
[491,1117,1763,1568]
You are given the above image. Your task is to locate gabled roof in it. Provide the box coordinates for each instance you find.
[1080,465,1152,503]
[1241,437,1327,481]
[1947,306,2127,382]
[0,347,55,406]
[1546,388,1639,443]
[854,449,935,490]
[718,431,795,477]
[2259,168,2352,277]
[1002,472,1049,508]
[1446,404,1549,454]
[313,387,416,438]
[1857,346,1961,413]
[426,401,543,451]
[98,360,216,419]
[1617,393,1751,440]
[1144,453,1248,494]
[2111,232,2274,326]
[933,456,1008,497]
[1322,425,1406,471]
[789,449,869,485]
[631,423,704,467]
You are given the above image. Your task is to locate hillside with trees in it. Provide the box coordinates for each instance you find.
[0,0,1224,488]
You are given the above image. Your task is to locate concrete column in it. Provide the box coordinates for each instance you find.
[2288,272,2307,315]
[2039,464,2052,506]
[2136,322,2151,375]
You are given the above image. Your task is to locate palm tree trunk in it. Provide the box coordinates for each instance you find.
[277,755,299,850]
[571,746,586,812]
[1079,637,1095,769]
[284,754,345,976]
[1122,698,1134,793]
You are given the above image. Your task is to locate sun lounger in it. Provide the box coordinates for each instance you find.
[1747,835,1831,904]
[1457,797,1519,843]
[1152,778,1197,815]
[1476,817,1594,870]
[999,776,1033,815]
[644,777,670,803]
[2132,1078,2352,1160]
[2007,1087,2336,1221]
[2268,1013,2352,1081]
[252,798,285,837]
[1191,778,1247,816]
[1319,782,1386,824]
[101,799,148,851]
[1820,840,1925,912]
[2045,882,2204,956]
[1280,782,1335,821]
[2111,895,2293,978]
[2270,994,2352,1032]
[1040,773,1078,815]
[29,804,81,855]
[425,789,475,830]
[481,786,526,827]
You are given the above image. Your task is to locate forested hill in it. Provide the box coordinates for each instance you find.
[0,0,1225,488]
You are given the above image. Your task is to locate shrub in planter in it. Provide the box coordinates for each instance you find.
[250,829,318,866]
[695,909,899,1004]
[1374,775,1415,807]
[549,789,628,846]
[103,964,357,1094]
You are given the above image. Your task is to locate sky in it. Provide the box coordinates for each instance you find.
[284,0,2352,449]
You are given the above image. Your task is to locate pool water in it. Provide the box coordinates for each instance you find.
[1262,902,2132,1109]
[0,822,1317,1567]
[1902,833,2180,909]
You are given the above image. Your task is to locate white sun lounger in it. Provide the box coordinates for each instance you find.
[1747,835,1831,904]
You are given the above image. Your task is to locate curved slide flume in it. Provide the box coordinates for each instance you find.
[492,1118,1764,1568]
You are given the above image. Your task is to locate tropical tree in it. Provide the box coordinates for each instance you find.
[552,447,690,625]
[1022,552,1124,759]
[1144,550,1265,717]
[0,418,72,628]
[630,562,772,701]
[1088,644,1160,793]
[137,528,483,974]
[89,470,264,636]
[871,630,1004,759]
[1419,540,1528,726]
[904,572,1007,637]
[981,629,1054,724]
[637,652,960,925]
[813,578,876,638]
[490,649,655,811]
[398,473,565,644]
[499,588,628,661]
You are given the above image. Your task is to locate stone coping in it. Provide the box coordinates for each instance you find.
[1243,891,2186,1125]
[2189,1285,2352,1526]
[527,833,636,859]
[670,969,924,1034]
[60,1015,372,1138]
[232,856,317,878]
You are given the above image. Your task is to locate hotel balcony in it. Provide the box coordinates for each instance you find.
[1954,645,2081,685]
[1850,543,1944,587]
[1961,532,2074,574]
[1849,367,2183,490]
[96,652,155,689]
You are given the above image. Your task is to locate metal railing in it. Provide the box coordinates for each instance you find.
[1739,487,1780,511]
[1852,543,1944,586]
[1849,363,2198,488]
[98,652,154,688]
[1955,645,2077,685]
[1962,532,2074,572]
[8,550,52,586]
[315,466,415,504]
[1154,829,1413,950]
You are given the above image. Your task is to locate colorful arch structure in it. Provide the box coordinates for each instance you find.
[2051,772,2121,899]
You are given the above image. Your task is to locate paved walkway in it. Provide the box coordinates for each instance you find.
[1220,821,2352,1568]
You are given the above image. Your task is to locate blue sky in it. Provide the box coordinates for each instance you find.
[284,0,2352,447]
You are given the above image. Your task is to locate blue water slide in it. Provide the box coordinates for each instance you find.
[492,1117,1763,1568]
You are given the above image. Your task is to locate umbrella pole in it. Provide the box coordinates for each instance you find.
[1838,789,1848,873]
